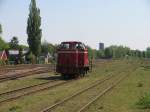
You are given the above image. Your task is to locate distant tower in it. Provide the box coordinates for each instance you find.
[99,43,104,50]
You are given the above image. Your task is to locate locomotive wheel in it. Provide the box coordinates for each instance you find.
[62,74,74,79]
[83,71,85,77]
[61,74,68,79]
[61,74,65,79]
[80,71,85,77]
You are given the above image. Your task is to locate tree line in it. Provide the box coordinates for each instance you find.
[0,22,56,64]
[0,0,57,64]
[88,45,150,60]
[0,0,150,64]
[0,25,56,63]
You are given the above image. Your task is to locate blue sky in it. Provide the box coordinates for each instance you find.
[0,0,150,50]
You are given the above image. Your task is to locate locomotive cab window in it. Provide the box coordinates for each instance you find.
[76,43,85,50]
[59,42,86,50]
[59,43,70,49]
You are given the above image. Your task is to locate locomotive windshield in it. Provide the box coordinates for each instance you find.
[59,42,86,50]
[59,43,70,49]
[75,43,86,50]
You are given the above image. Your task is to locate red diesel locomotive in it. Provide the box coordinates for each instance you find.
[56,41,90,78]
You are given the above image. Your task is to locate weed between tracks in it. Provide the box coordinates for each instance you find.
[50,72,127,112]
[0,59,148,112]
[136,93,150,109]
[85,62,150,112]
[0,72,54,94]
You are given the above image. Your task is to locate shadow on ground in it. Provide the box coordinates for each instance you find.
[141,66,150,70]
[35,75,74,81]
[36,75,62,80]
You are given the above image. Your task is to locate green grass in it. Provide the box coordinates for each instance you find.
[8,106,22,112]
[0,72,54,94]
[136,93,150,109]
[85,62,150,112]
[0,59,148,112]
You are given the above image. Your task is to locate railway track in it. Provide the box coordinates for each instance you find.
[0,64,53,75]
[0,78,58,96]
[40,68,137,112]
[0,68,116,106]
[77,74,129,112]
[0,64,51,69]
[0,79,70,105]
[40,75,114,112]
[77,66,139,112]
[0,67,53,83]
[0,62,119,106]
[0,61,139,112]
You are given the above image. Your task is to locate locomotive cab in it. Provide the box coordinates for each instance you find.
[56,41,89,78]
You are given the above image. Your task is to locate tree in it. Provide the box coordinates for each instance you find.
[0,24,2,34]
[18,46,24,64]
[0,37,9,50]
[142,51,146,58]
[87,46,93,59]
[104,47,113,58]
[9,36,19,49]
[0,24,9,50]
[41,41,56,55]
[27,0,42,62]
[146,47,150,58]
[96,50,105,59]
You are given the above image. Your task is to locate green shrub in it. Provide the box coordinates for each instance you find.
[136,93,150,109]
[0,59,6,65]
[9,106,21,112]
[0,60,3,65]
[137,82,143,87]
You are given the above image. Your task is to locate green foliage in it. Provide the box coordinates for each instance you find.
[136,93,150,109]
[0,60,6,65]
[0,25,10,51]
[0,37,9,50]
[104,47,113,58]
[104,46,131,59]
[88,45,149,59]
[137,82,143,87]
[9,106,21,112]
[0,24,2,34]
[19,44,28,49]
[85,45,150,60]
[18,47,24,64]
[41,40,56,55]
[99,45,147,59]
[87,46,93,59]
[9,36,19,49]
[96,50,105,58]
[27,0,42,57]
[146,47,150,58]
[25,51,37,64]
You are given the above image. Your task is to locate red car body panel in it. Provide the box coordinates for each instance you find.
[56,41,89,75]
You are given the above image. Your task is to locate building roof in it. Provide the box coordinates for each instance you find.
[0,50,7,60]
[8,49,29,55]
[8,50,19,55]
